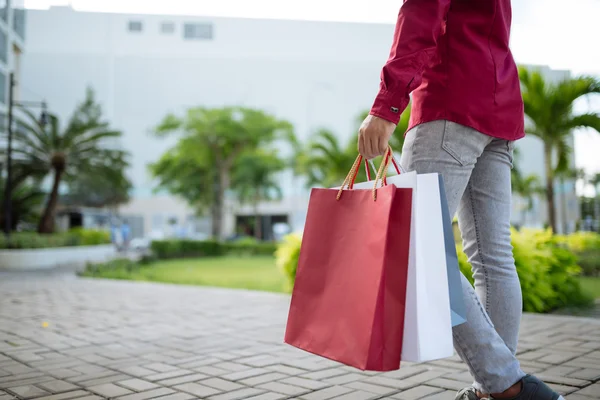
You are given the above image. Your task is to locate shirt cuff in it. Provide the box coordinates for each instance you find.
[369,89,409,125]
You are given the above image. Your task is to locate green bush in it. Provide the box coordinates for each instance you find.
[556,231,600,277]
[459,229,592,313]
[0,229,111,249]
[278,229,592,312]
[150,238,277,259]
[275,234,302,292]
[80,258,138,277]
[69,228,111,246]
[150,240,223,259]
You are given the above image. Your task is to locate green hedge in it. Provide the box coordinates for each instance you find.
[278,230,593,313]
[150,239,278,259]
[556,232,600,277]
[0,229,111,249]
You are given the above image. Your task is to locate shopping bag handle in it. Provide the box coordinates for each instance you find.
[368,153,404,185]
[337,147,394,201]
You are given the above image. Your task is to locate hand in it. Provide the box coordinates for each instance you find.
[358,115,397,159]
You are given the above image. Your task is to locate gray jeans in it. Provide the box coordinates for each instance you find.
[400,120,526,394]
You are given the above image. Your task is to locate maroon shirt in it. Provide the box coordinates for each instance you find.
[370,0,525,140]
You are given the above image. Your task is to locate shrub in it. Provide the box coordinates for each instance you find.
[275,234,302,292]
[278,229,592,313]
[150,240,223,259]
[150,238,277,259]
[458,229,592,313]
[69,228,111,246]
[0,229,111,249]
[556,231,600,277]
[80,258,138,277]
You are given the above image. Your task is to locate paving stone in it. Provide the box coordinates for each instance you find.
[151,394,194,400]
[153,394,195,400]
[265,365,306,375]
[117,366,157,377]
[144,363,178,373]
[240,373,288,386]
[200,377,244,391]
[361,376,417,390]
[208,387,265,400]
[569,369,600,381]
[391,385,444,399]
[48,370,81,380]
[536,374,590,387]
[324,374,367,385]
[419,389,456,399]
[6,385,50,399]
[279,377,330,390]
[145,370,193,382]
[567,395,600,400]
[546,383,579,395]
[116,378,159,391]
[36,391,97,400]
[115,388,175,400]
[77,374,133,387]
[424,377,467,391]
[330,390,380,400]
[257,381,310,396]
[37,380,80,393]
[344,381,397,395]
[193,366,231,376]
[575,382,600,397]
[172,382,221,397]
[156,373,208,386]
[88,383,133,397]
[244,393,287,400]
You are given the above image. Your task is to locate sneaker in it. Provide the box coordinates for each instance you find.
[454,375,564,400]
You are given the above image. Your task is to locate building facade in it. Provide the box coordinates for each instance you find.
[23,6,579,237]
[0,0,26,125]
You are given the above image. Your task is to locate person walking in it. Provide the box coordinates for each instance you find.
[358,1,563,399]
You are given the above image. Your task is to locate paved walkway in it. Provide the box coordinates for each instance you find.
[0,271,599,400]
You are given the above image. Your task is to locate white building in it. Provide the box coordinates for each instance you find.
[23,6,578,237]
[1,0,27,139]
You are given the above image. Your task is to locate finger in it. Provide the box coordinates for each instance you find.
[366,136,376,160]
[358,133,366,157]
[378,136,388,156]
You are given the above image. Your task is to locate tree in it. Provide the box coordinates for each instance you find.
[0,174,45,231]
[5,88,129,233]
[232,149,285,239]
[511,148,544,227]
[519,67,600,232]
[152,107,294,239]
[62,160,132,209]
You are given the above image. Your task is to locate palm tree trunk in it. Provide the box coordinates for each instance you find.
[38,168,64,234]
[560,177,568,234]
[544,144,557,232]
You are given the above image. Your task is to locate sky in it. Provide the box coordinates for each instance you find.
[25,0,600,186]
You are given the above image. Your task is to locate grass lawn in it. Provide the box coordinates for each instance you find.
[83,256,288,293]
[578,276,600,299]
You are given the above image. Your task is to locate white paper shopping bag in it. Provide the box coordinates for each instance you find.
[353,167,453,362]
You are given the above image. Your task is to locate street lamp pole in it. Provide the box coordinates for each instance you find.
[3,73,15,237]
[3,72,48,238]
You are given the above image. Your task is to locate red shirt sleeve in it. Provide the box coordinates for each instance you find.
[370,0,451,124]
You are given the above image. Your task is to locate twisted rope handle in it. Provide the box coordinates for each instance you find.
[336,147,395,201]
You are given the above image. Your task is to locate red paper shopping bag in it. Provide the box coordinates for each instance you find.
[285,154,412,371]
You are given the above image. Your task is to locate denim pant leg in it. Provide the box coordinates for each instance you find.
[400,120,525,394]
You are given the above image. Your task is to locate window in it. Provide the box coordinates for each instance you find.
[0,28,7,64]
[183,23,213,40]
[12,1,26,40]
[0,0,7,22]
[161,21,175,34]
[128,20,143,33]
[0,71,6,105]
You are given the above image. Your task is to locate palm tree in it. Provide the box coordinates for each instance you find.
[232,150,285,239]
[296,129,360,188]
[8,89,128,233]
[519,67,600,232]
